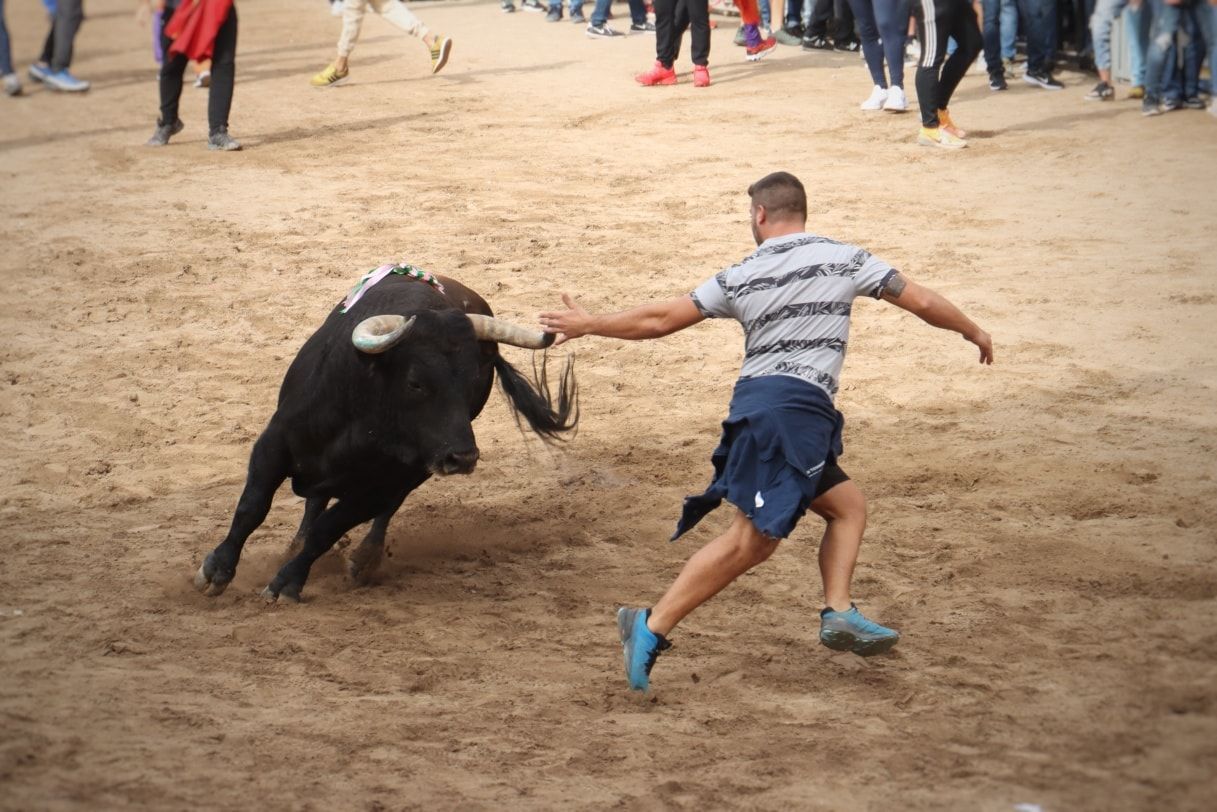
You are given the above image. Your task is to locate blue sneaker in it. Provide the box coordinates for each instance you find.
[617,607,670,691]
[28,63,50,84]
[819,604,900,656]
[44,69,90,92]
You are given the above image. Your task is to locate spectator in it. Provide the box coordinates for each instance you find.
[1142,0,1192,114]
[546,1,586,22]
[1,0,19,96]
[310,0,452,87]
[28,0,90,92]
[142,0,241,150]
[1018,0,1063,88]
[806,0,859,49]
[845,0,912,108]
[637,0,711,85]
[776,0,807,42]
[587,0,653,36]
[913,0,982,148]
[1086,0,1150,100]
[981,0,1018,89]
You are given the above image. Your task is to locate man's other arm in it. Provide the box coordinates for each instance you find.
[539,294,706,345]
[881,273,994,364]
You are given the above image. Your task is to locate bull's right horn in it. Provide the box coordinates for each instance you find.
[467,314,556,350]
[352,315,416,354]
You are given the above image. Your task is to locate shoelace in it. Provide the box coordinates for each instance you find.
[644,638,672,676]
[847,612,890,636]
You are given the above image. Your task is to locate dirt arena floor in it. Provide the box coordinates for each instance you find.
[2,0,1215,809]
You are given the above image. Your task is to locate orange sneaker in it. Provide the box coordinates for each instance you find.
[693,64,711,87]
[937,108,967,139]
[746,36,777,61]
[636,61,677,86]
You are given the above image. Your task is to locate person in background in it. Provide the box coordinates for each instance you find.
[28,0,90,91]
[637,0,711,85]
[846,0,912,109]
[733,0,779,59]
[546,0,586,23]
[1086,0,1150,100]
[1017,0,1062,89]
[913,0,981,148]
[981,0,1016,89]
[805,0,859,49]
[310,0,452,87]
[1,0,20,96]
[776,0,806,42]
[140,0,241,150]
[586,0,654,36]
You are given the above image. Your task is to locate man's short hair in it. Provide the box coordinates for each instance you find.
[747,172,807,221]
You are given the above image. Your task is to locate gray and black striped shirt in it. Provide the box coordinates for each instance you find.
[691,232,897,401]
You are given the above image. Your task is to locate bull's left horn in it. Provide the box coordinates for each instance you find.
[468,314,556,350]
[352,315,416,354]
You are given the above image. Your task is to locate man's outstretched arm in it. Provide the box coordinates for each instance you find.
[539,293,705,345]
[881,273,994,364]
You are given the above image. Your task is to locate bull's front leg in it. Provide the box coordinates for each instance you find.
[195,426,291,597]
[262,491,389,603]
[347,474,429,586]
[283,496,328,561]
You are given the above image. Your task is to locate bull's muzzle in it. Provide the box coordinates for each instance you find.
[434,448,480,476]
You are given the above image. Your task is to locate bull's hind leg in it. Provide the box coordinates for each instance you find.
[261,491,388,603]
[283,497,328,561]
[195,426,290,597]
[347,475,427,586]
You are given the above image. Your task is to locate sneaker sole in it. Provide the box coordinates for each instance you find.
[1023,75,1063,91]
[745,48,775,62]
[820,630,899,657]
[918,135,966,149]
[883,105,908,113]
[312,76,349,88]
[431,39,452,75]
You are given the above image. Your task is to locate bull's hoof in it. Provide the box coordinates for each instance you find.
[194,553,234,597]
[346,542,383,586]
[260,582,302,604]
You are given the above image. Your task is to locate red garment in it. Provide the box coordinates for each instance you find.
[734,0,760,26]
[165,0,235,62]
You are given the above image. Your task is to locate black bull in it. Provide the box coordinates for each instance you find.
[193,274,578,602]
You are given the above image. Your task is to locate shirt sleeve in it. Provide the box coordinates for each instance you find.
[690,271,734,319]
[852,250,899,300]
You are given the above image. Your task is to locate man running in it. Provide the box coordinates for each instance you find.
[539,171,993,692]
[311,0,451,87]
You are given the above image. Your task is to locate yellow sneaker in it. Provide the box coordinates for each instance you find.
[937,108,967,139]
[310,62,349,88]
[430,36,452,75]
[918,126,967,149]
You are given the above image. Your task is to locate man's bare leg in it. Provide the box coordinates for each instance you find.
[647,509,779,637]
[811,480,867,611]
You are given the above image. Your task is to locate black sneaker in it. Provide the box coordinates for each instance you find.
[521,0,544,11]
[1161,97,1182,112]
[834,39,860,52]
[1182,96,1206,110]
[1023,70,1063,90]
[545,6,561,21]
[1141,99,1163,116]
[629,21,655,32]
[570,10,586,23]
[989,73,1008,91]
[1084,80,1113,101]
[145,117,184,146]
[802,35,831,50]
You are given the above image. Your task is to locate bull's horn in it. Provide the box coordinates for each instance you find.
[352,315,416,354]
[467,314,556,350]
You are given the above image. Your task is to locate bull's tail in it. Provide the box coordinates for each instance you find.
[494,351,578,443]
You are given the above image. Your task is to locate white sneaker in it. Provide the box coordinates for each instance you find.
[883,85,907,112]
[860,85,887,111]
[330,0,344,15]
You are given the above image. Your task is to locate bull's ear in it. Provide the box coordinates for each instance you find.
[467,314,555,350]
[352,315,416,354]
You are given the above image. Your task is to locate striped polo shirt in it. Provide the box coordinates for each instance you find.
[690,232,898,401]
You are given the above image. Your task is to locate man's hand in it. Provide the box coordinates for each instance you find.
[539,293,593,346]
[966,328,994,365]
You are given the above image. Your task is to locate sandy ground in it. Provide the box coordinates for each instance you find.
[2,0,1216,809]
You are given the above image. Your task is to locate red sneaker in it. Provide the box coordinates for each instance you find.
[693,65,710,87]
[746,35,777,61]
[635,61,677,86]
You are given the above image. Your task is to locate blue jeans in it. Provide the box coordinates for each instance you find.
[1144,0,1192,102]
[982,0,1011,72]
[551,0,584,14]
[1017,0,1057,73]
[1091,0,1149,84]
[591,0,646,25]
[1162,3,1202,98]
[759,0,772,29]
[847,0,911,87]
[0,0,13,76]
[1000,0,1018,56]
[1191,0,1217,96]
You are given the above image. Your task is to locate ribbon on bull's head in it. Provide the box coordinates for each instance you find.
[341,263,446,313]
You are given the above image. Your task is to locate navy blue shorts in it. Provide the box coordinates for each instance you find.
[673,375,847,541]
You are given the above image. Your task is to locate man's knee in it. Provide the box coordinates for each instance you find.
[811,480,867,523]
[728,514,781,566]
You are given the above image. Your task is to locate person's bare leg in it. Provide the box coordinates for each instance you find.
[810,480,867,612]
[647,509,779,636]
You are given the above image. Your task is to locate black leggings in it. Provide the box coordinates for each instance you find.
[656,0,709,67]
[158,6,237,135]
[912,0,981,127]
